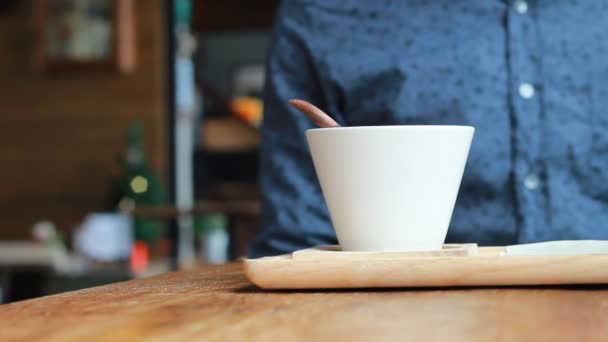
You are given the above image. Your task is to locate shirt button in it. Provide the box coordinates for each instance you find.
[524,174,540,190]
[518,83,535,99]
[514,0,528,14]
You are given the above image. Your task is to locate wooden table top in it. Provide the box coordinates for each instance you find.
[2,263,608,341]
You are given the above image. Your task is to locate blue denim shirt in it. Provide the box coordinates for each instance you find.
[249,0,608,257]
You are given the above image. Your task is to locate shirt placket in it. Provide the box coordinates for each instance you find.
[507,0,547,242]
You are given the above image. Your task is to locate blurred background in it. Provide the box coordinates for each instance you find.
[0,0,279,303]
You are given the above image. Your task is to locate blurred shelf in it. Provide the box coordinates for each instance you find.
[204,182,259,200]
[132,199,261,219]
[202,116,259,153]
[0,242,51,267]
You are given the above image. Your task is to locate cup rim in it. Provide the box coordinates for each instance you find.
[306,125,475,133]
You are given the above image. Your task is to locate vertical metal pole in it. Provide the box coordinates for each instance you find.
[173,0,197,267]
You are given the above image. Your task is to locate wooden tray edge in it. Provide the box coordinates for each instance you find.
[243,254,608,289]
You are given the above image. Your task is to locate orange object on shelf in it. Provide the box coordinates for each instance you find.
[230,96,263,127]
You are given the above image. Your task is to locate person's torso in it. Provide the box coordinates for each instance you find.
[300,0,608,243]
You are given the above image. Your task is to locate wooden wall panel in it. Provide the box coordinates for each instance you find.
[0,1,167,239]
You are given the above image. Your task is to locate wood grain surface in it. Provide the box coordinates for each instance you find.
[1,263,608,341]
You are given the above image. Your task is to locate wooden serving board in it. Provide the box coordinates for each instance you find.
[243,244,608,289]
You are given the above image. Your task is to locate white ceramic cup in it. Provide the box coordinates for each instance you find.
[306,126,474,251]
